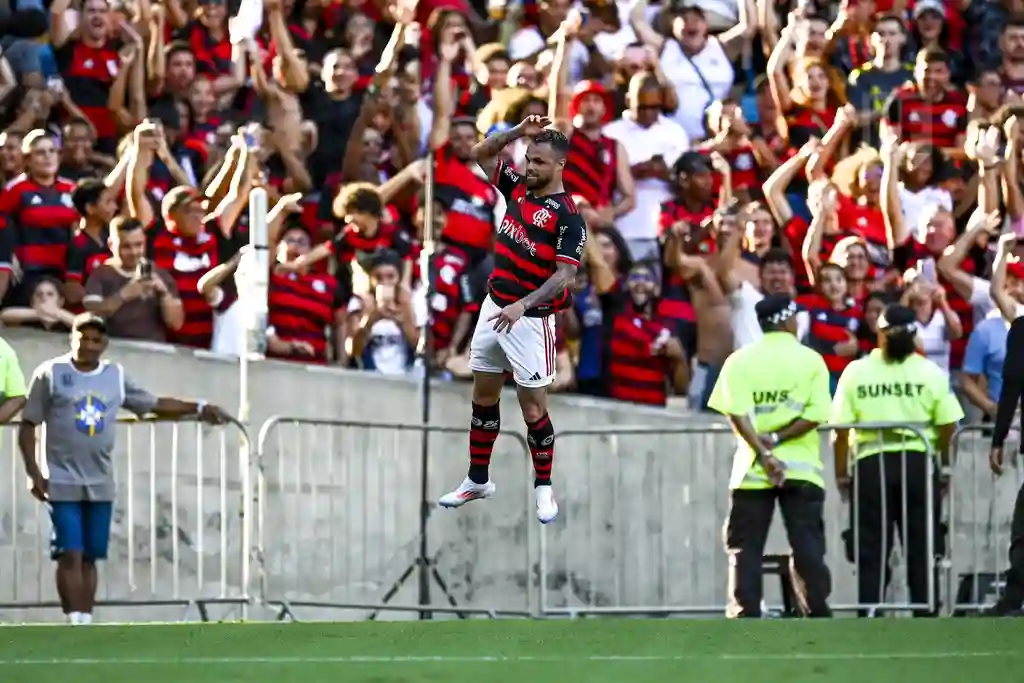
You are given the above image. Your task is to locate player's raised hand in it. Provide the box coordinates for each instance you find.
[515,115,552,138]
[489,301,526,333]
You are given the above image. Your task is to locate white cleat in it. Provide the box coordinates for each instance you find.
[438,477,496,508]
[535,485,558,524]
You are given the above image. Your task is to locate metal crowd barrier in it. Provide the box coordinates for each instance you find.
[254,417,535,621]
[822,422,944,617]
[538,425,736,617]
[947,423,1022,615]
[0,417,252,623]
[538,422,949,618]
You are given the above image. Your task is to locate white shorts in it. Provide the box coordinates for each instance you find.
[469,295,557,388]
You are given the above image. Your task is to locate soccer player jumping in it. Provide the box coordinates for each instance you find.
[438,115,587,524]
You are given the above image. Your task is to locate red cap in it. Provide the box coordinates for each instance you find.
[1007,260,1024,280]
[569,80,614,125]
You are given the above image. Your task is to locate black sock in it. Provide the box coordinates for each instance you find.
[527,413,555,487]
[468,402,500,484]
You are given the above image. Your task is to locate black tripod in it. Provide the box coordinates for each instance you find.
[367,156,466,621]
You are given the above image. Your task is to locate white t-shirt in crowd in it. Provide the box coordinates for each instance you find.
[588,2,660,61]
[660,38,734,141]
[731,281,809,350]
[603,114,689,241]
[209,289,245,357]
[970,275,1024,320]
[900,184,953,242]
[508,28,590,82]
[916,309,951,376]
[347,295,427,376]
[685,0,739,21]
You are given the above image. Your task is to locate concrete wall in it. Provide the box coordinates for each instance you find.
[0,328,1017,623]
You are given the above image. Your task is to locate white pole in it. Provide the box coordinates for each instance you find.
[238,187,267,620]
[239,187,269,426]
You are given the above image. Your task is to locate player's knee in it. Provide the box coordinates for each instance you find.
[516,386,547,421]
[57,551,84,570]
[471,374,504,405]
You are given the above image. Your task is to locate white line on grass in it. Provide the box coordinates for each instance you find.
[0,652,1021,666]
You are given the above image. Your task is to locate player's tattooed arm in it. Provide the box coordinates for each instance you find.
[470,115,552,181]
[517,261,578,311]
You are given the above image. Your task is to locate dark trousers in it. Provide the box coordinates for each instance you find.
[724,482,832,618]
[851,451,941,616]
[1001,478,1024,607]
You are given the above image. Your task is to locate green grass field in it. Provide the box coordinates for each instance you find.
[1,619,1022,683]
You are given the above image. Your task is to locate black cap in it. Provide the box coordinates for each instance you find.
[72,313,108,334]
[877,304,917,332]
[674,151,713,176]
[755,294,797,328]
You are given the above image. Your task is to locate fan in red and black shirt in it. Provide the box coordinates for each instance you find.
[429,38,498,266]
[66,179,117,310]
[266,224,346,364]
[279,184,412,301]
[53,0,122,155]
[601,261,689,406]
[660,152,717,250]
[176,0,232,77]
[883,48,967,152]
[0,130,80,306]
[147,186,245,349]
[797,263,861,396]
[560,81,635,228]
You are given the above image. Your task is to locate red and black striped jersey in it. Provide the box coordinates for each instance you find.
[488,160,587,317]
[178,21,233,76]
[434,146,497,252]
[428,246,472,353]
[884,85,967,149]
[785,105,835,148]
[602,289,672,407]
[54,40,122,153]
[148,219,233,349]
[659,198,715,246]
[797,293,861,374]
[783,215,855,294]
[563,130,617,209]
[0,174,79,275]
[327,221,413,271]
[267,270,344,363]
[66,228,110,284]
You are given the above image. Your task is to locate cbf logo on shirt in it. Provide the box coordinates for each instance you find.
[73,394,108,436]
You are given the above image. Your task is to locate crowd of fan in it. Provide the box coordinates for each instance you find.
[0,0,1023,415]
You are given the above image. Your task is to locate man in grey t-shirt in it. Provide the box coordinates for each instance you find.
[20,313,231,625]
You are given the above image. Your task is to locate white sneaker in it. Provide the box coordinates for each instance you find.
[535,485,558,524]
[438,477,495,508]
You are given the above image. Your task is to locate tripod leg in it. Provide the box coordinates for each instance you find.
[429,562,467,619]
[367,562,418,621]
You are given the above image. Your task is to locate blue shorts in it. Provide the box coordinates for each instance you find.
[49,501,113,561]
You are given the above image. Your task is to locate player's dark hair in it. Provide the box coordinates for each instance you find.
[916,47,949,67]
[759,248,793,272]
[532,129,569,159]
[72,179,107,215]
[817,262,846,282]
[63,118,92,135]
[334,182,384,220]
[111,216,144,235]
[883,329,917,363]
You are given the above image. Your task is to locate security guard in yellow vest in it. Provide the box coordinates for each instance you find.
[832,304,963,617]
[708,294,833,618]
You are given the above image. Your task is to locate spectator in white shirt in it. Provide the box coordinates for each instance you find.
[627,0,756,141]
[902,276,963,378]
[604,72,690,262]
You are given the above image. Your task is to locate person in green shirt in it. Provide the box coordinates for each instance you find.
[832,304,963,617]
[708,294,833,618]
[0,335,27,421]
